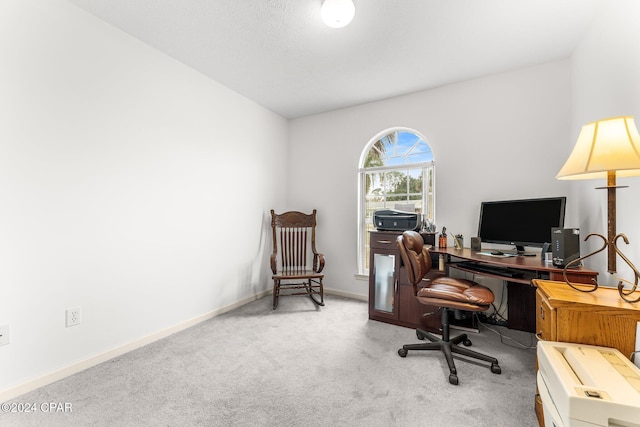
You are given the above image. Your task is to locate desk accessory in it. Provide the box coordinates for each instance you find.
[541,242,553,263]
[438,227,447,248]
[453,234,463,249]
[471,237,481,251]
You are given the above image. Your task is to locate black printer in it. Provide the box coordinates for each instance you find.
[373,209,422,232]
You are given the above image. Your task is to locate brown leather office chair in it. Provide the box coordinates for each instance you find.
[396,230,501,385]
[270,209,325,310]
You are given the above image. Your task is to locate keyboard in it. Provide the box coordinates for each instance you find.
[454,261,524,278]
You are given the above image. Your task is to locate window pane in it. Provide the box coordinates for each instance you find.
[365,131,433,167]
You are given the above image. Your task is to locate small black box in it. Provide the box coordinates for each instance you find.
[471,237,481,251]
[551,228,580,267]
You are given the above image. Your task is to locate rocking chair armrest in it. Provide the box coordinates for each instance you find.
[314,253,325,273]
[270,253,278,274]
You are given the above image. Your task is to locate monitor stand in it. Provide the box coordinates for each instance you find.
[515,245,537,257]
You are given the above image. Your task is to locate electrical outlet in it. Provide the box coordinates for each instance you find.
[65,307,81,327]
[0,324,9,346]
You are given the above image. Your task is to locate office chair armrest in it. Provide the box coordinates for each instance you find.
[314,253,325,273]
[270,253,277,274]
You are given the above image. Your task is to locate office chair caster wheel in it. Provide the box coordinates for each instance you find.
[491,363,501,374]
[416,330,427,340]
[449,374,459,385]
[398,348,408,357]
[463,339,472,346]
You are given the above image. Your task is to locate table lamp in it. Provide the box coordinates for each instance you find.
[556,116,640,301]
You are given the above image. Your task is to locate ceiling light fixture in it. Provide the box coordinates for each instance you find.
[321,0,355,28]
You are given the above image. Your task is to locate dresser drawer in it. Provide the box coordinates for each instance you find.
[535,290,555,341]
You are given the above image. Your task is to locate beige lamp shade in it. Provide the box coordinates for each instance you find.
[556,116,640,180]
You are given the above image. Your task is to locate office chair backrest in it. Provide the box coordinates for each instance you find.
[397,230,432,294]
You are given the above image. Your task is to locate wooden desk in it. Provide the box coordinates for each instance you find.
[433,247,598,283]
[368,231,599,333]
[432,248,598,332]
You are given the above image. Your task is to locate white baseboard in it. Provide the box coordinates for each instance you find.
[0,290,271,403]
[1,288,366,403]
[325,288,368,302]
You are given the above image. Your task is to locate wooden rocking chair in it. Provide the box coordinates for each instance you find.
[270,209,325,310]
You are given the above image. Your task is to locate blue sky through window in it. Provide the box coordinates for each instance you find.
[375,131,433,167]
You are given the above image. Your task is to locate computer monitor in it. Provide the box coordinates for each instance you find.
[477,197,566,254]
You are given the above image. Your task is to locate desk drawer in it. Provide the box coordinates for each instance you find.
[370,234,399,250]
[535,290,555,341]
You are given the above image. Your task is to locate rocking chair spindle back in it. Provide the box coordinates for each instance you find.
[270,209,325,309]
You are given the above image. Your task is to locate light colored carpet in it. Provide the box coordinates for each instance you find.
[1,295,538,426]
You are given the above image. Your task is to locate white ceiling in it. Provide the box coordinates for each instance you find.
[68,0,604,119]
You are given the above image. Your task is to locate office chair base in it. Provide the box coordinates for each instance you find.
[397,328,501,385]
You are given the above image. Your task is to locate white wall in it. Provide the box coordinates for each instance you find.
[570,0,640,284]
[6,0,639,402]
[0,0,288,396]
[288,61,573,298]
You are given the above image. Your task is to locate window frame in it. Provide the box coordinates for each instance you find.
[357,128,435,276]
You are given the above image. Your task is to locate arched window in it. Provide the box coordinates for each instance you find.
[357,129,435,275]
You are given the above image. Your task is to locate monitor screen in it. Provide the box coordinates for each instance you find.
[477,197,566,253]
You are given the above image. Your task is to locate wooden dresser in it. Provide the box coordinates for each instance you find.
[533,279,640,426]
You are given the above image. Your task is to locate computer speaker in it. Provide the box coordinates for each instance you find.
[471,237,481,251]
[541,242,552,263]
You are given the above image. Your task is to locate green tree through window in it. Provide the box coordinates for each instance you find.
[358,129,435,275]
